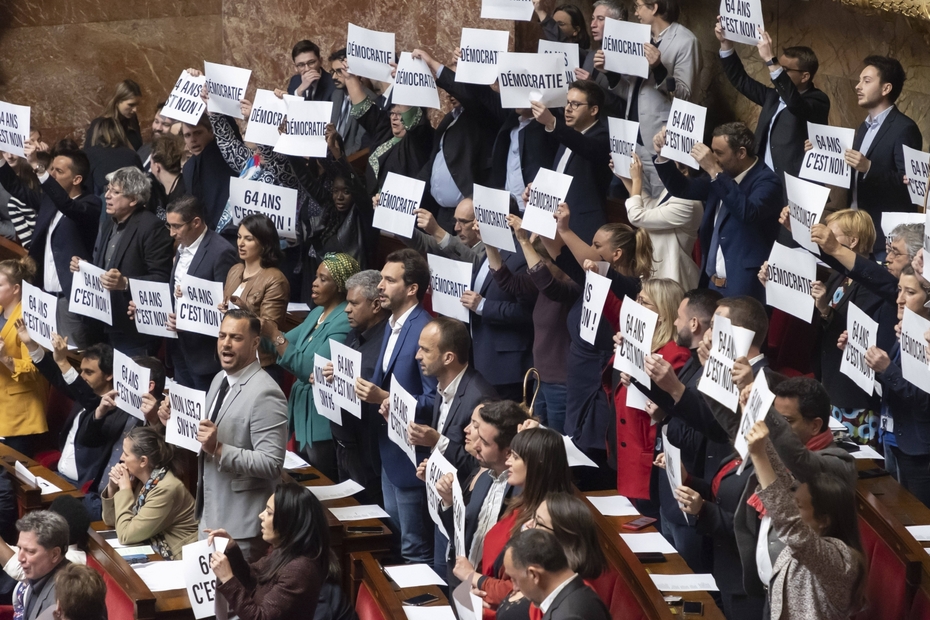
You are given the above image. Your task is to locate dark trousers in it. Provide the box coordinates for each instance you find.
[891,446,930,508]
[720,591,765,620]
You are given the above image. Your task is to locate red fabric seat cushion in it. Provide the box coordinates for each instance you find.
[86,554,138,620]
[355,582,386,620]
[855,519,910,620]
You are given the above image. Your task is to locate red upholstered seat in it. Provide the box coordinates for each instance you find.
[34,450,61,472]
[0,605,12,620]
[766,309,816,376]
[355,582,386,620]
[590,569,648,620]
[908,587,930,620]
[86,554,138,620]
[855,518,912,620]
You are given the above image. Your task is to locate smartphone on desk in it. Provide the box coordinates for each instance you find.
[290,472,320,482]
[622,516,657,531]
[403,593,440,606]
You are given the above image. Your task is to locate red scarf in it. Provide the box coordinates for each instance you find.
[746,430,835,517]
[711,458,742,498]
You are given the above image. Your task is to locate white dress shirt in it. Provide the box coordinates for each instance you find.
[174,227,207,288]
[382,305,416,374]
[539,573,579,613]
[434,365,468,455]
[851,105,895,210]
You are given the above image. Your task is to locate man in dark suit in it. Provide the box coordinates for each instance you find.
[656,122,783,301]
[165,196,239,390]
[73,167,173,356]
[846,55,923,256]
[0,148,101,348]
[286,39,336,102]
[504,529,611,620]
[716,25,831,196]
[355,249,437,564]
[13,511,72,620]
[531,80,612,244]
[328,48,370,156]
[181,115,237,234]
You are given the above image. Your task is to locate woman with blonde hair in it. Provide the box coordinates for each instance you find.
[85,79,143,151]
[0,256,48,456]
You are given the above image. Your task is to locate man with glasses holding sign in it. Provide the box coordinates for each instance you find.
[286,40,336,102]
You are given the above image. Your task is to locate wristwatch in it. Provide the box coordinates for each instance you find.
[765,57,778,67]
[273,334,287,347]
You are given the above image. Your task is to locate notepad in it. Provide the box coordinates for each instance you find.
[586,495,640,517]
[620,532,679,554]
[649,573,719,592]
[385,563,447,588]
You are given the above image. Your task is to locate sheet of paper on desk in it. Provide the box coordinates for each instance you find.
[99,531,125,548]
[907,525,930,541]
[307,479,364,501]
[328,505,390,521]
[385,563,447,588]
[133,561,185,592]
[586,495,640,516]
[284,450,311,470]
[404,606,456,620]
[36,477,61,495]
[851,445,883,460]
[115,545,155,557]
[649,573,719,592]
[620,532,678,554]
[287,302,311,313]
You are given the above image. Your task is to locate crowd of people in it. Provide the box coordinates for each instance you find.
[0,0,928,618]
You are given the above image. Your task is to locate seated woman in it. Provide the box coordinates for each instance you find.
[453,427,572,619]
[746,420,866,619]
[209,482,332,620]
[101,426,197,559]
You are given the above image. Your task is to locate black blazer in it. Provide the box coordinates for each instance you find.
[541,577,611,620]
[182,139,238,230]
[170,229,239,376]
[287,71,336,102]
[720,52,831,191]
[849,106,923,254]
[549,114,612,244]
[430,366,497,479]
[354,100,434,194]
[92,208,174,339]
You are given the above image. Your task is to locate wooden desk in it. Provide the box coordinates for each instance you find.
[582,491,725,620]
[350,551,447,616]
[87,526,192,619]
[0,236,26,261]
[0,443,82,515]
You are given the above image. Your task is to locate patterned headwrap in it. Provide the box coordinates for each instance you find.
[321,252,360,292]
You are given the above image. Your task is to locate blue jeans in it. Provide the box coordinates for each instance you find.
[537,382,567,434]
[434,526,448,581]
[381,468,433,563]
[884,439,899,478]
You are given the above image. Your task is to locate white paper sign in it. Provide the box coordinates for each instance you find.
[372,172,425,238]
[765,242,817,322]
[522,167,573,239]
[473,184,515,252]
[69,261,112,326]
[840,302,877,395]
[312,354,341,425]
[615,297,659,388]
[425,449,458,538]
[182,538,228,619]
[537,40,580,89]
[626,382,650,411]
[925,211,930,283]
[649,573,719,592]
[346,24,396,83]
[881,212,925,248]
[162,71,206,125]
[114,349,151,421]
[0,101,30,158]
[901,308,930,394]
[608,117,640,178]
[166,383,205,454]
[22,282,58,352]
[272,100,332,158]
[800,122,855,188]
[481,0,534,21]
[564,435,598,468]
[661,99,707,169]
[243,89,287,147]
[392,53,441,109]
[662,427,685,517]
[451,475,466,557]
[428,254,472,323]
[734,369,775,473]
[496,53,568,109]
[330,340,362,419]
[458,29,510,85]
[130,279,176,339]
[903,145,930,206]
[784,174,828,256]
[718,0,764,46]
[388,376,418,466]
[579,270,611,345]
[203,61,251,119]
[452,580,485,620]
[698,315,755,412]
[228,177,298,241]
[176,275,224,338]
[602,18,651,78]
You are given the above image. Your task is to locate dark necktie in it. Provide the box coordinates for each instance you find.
[210,378,230,423]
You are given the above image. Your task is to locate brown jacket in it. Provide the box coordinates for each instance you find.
[223,264,289,367]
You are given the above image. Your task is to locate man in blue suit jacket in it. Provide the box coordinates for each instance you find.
[286,39,336,102]
[355,248,437,563]
[165,196,239,390]
[655,122,783,301]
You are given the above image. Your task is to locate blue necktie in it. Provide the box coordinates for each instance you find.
[13,581,27,620]
[705,200,727,279]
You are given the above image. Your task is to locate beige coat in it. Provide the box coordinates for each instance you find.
[223,264,289,367]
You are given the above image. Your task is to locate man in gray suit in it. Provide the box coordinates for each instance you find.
[329,48,370,156]
[196,309,287,562]
[13,511,71,620]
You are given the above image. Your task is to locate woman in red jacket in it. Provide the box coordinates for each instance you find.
[607,278,690,501]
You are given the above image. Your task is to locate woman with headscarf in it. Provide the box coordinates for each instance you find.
[341,65,433,194]
[265,253,360,481]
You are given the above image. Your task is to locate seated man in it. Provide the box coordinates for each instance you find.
[12,511,71,620]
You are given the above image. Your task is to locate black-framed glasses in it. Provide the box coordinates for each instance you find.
[295,61,317,71]
[565,101,590,111]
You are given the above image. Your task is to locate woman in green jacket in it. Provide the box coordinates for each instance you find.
[267,253,360,480]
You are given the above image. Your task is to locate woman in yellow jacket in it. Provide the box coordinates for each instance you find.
[0,256,48,456]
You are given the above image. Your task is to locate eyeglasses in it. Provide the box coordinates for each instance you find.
[886,245,905,259]
[165,221,190,231]
[104,186,123,197]
[294,61,317,71]
[565,101,590,111]
[389,111,403,118]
